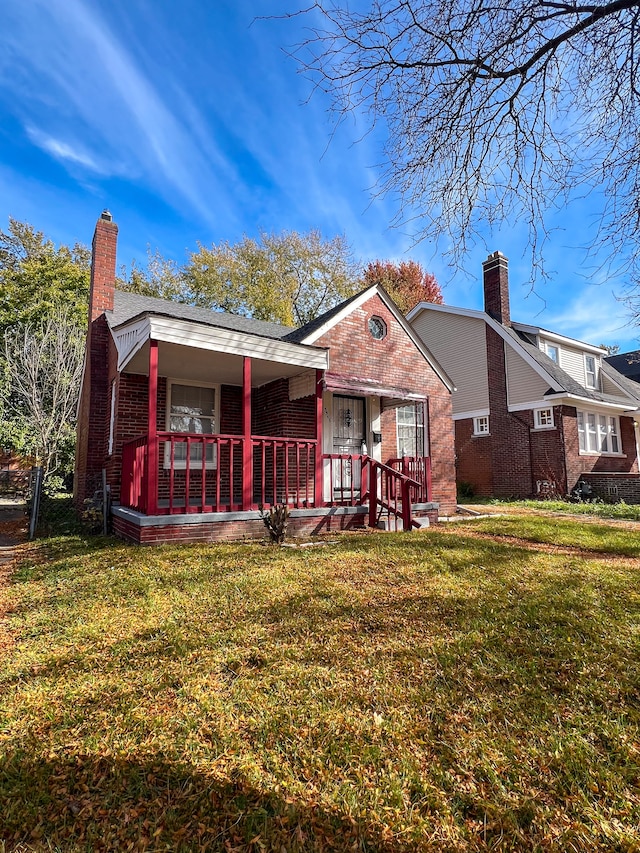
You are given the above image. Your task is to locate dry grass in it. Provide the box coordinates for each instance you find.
[0,518,639,851]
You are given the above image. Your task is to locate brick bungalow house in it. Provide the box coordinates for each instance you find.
[408,252,640,501]
[75,212,457,543]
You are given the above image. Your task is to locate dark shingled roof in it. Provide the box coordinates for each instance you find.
[108,290,296,341]
[283,286,374,343]
[605,350,640,386]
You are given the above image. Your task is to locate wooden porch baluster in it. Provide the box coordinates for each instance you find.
[146,339,159,515]
[242,356,253,511]
[315,369,323,507]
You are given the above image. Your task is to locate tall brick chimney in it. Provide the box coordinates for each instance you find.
[89,209,118,321]
[482,251,510,325]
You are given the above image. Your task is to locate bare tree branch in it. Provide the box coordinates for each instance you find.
[291,0,640,298]
[1,309,84,477]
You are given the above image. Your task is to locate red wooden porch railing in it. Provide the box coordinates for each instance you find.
[120,434,429,530]
[388,456,432,503]
[252,436,317,509]
[158,432,245,513]
[368,459,422,531]
[120,434,148,512]
[322,453,369,506]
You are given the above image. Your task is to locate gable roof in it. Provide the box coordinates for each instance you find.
[408,301,640,411]
[109,290,295,341]
[291,284,455,392]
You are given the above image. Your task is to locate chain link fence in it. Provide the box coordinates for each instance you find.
[26,469,110,539]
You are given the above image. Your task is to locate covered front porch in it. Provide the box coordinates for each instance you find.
[111,323,435,542]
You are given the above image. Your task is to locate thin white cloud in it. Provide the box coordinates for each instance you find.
[1,0,241,231]
[25,127,107,174]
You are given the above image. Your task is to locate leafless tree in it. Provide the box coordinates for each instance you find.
[292,1,640,290]
[1,309,85,478]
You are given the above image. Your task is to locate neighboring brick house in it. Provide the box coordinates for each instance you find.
[75,212,456,543]
[408,252,640,501]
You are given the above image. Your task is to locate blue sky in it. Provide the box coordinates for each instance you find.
[0,0,638,350]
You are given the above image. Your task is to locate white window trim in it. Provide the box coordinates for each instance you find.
[533,407,555,430]
[396,403,426,458]
[577,409,623,456]
[543,342,559,364]
[473,415,490,436]
[584,354,598,390]
[165,379,221,470]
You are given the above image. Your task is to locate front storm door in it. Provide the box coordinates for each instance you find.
[332,396,365,493]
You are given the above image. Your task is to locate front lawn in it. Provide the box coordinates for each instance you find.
[1,520,639,851]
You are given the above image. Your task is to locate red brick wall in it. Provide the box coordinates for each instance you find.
[528,408,567,495]
[89,215,118,321]
[112,510,368,544]
[485,326,532,497]
[313,294,456,514]
[75,214,119,504]
[483,252,510,324]
[252,378,316,438]
[455,420,493,497]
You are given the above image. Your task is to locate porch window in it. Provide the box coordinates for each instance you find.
[167,382,218,468]
[396,404,425,457]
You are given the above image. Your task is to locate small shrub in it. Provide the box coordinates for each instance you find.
[457,481,475,500]
[258,503,289,544]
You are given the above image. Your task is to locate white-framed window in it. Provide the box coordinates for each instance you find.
[534,407,554,429]
[165,380,219,468]
[396,403,426,457]
[544,343,559,363]
[577,410,621,454]
[584,354,598,389]
[473,415,490,436]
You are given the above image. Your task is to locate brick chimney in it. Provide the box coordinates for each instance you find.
[89,209,118,321]
[482,251,510,325]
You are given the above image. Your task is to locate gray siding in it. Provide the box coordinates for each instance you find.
[410,311,489,415]
[506,345,551,406]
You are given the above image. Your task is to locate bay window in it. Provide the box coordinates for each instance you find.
[577,410,621,454]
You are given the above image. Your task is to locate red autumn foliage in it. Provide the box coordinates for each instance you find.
[364,260,443,313]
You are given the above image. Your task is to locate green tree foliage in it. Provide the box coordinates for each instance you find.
[118,247,188,302]
[364,259,442,313]
[185,230,361,326]
[0,218,90,333]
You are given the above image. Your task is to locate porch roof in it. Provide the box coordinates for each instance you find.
[109,302,329,381]
[324,371,427,403]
